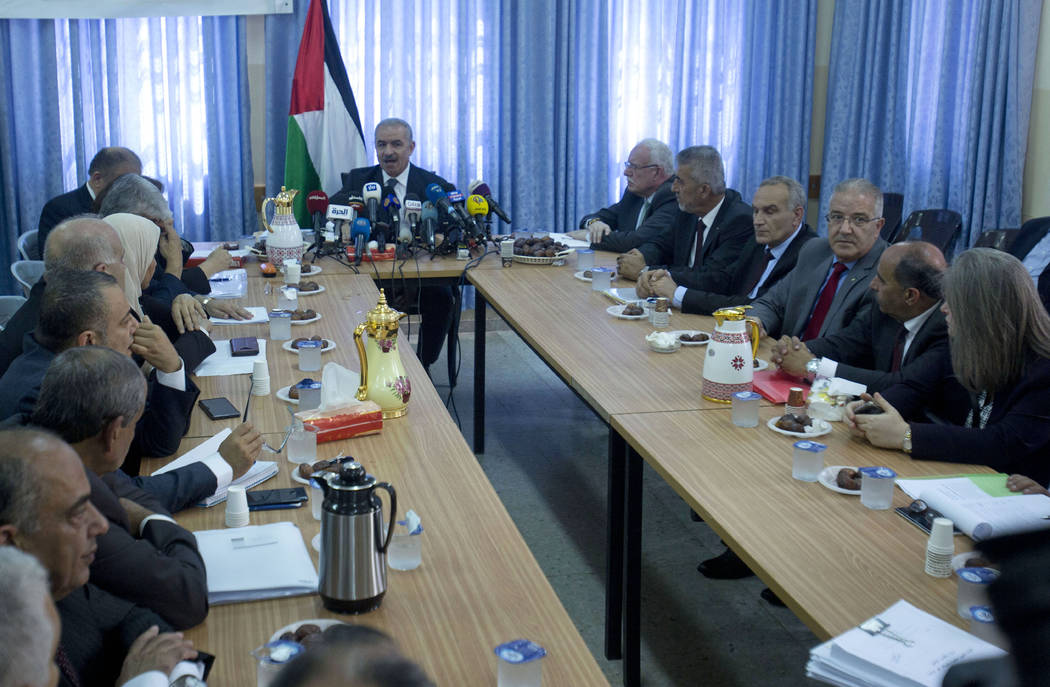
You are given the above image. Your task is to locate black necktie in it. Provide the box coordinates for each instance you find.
[890,327,907,371]
[693,219,707,268]
[56,645,82,687]
[743,247,775,295]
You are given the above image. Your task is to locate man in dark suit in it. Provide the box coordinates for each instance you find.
[38,146,141,249]
[569,138,678,253]
[0,271,200,465]
[749,177,889,340]
[0,428,200,687]
[639,175,817,314]
[772,242,949,394]
[329,118,456,373]
[621,145,752,293]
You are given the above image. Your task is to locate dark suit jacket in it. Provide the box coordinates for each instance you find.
[806,304,949,393]
[579,179,678,254]
[0,278,42,377]
[0,334,199,460]
[330,163,454,235]
[38,183,94,250]
[750,238,888,339]
[679,224,818,315]
[881,355,1050,485]
[637,188,753,289]
[88,470,208,630]
[57,583,171,687]
[111,464,219,514]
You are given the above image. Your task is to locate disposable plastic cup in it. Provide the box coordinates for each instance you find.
[969,606,1009,649]
[387,531,422,571]
[297,382,322,411]
[859,466,896,509]
[731,391,761,428]
[225,485,249,527]
[577,249,595,270]
[310,479,323,521]
[269,311,292,340]
[298,340,323,372]
[277,287,298,311]
[286,424,318,464]
[792,441,826,481]
[590,267,613,291]
[495,639,546,687]
[956,567,998,619]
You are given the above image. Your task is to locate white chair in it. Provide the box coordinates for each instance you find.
[0,294,26,330]
[17,230,40,261]
[10,260,44,297]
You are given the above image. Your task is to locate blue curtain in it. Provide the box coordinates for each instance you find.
[820,0,1040,247]
[0,14,255,292]
[265,0,817,235]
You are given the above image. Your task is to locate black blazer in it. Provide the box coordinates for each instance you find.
[38,183,93,250]
[882,355,1050,485]
[680,224,818,315]
[88,470,208,630]
[579,179,678,254]
[806,304,949,393]
[637,188,753,288]
[0,278,42,377]
[330,163,454,220]
[57,584,171,687]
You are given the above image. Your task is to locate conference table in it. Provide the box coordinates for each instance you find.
[144,272,610,686]
[467,254,990,687]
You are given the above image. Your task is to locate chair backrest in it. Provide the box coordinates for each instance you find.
[1008,216,1050,260]
[10,260,44,297]
[880,192,904,242]
[17,230,40,261]
[893,209,963,255]
[0,294,27,330]
[974,229,1019,252]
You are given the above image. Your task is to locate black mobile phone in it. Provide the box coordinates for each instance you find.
[230,336,260,357]
[247,487,308,511]
[198,397,240,420]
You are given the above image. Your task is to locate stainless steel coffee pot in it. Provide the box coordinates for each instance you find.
[317,460,396,614]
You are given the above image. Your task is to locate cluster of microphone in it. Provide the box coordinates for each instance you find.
[305,179,511,266]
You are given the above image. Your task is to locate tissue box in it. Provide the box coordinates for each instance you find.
[295,401,384,443]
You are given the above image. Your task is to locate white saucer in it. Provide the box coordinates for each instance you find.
[290,284,325,296]
[311,534,321,553]
[301,264,322,276]
[766,416,832,438]
[754,358,769,371]
[607,304,646,320]
[281,339,336,353]
[818,465,861,495]
[669,330,710,346]
[291,313,322,325]
[574,270,592,282]
[269,618,343,644]
[275,385,299,405]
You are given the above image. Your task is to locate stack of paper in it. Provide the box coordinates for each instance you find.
[194,338,267,377]
[807,600,1005,687]
[194,522,318,604]
[897,474,1050,541]
[150,428,277,507]
[208,306,269,325]
[206,268,248,299]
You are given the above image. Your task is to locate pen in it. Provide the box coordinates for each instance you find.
[243,379,253,422]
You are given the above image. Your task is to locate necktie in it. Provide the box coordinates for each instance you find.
[743,248,775,296]
[802,262,847,340]
[693,219,707,268]
[889,326,907,371]
[635,198,651,229]
[56,645,82,687]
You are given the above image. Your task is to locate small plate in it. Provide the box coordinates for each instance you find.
[818,465,861,495]
[607,304,647,320]
[291,313,323,325]
[301,264,322,276]
[269,618,344,644]
[669,330,710,346]
[275,385,299,405]
[952,552,998,572]
[281,339,336,354]
[290,284,326,296]
[574,270,593,282]
[753,358,769,371]
[766,416,832,438]
[647,341,680,353]
[603,287,638,304]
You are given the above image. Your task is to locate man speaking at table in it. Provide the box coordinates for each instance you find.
[619,145,752,289]
[569,138,677,253]
[330,118,456,374]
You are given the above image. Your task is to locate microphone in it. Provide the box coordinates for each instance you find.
[326,203,352,245]
[351,217,371,266]
[425,183,467,231]
[382,191,402,244]
[447,189,474,226]
[466,194,489,238]
[468,179,512,224]
[347,196,365,221]
[363,182,381,226]
[420,203,439,251]
[306,191,329,233]
[404,193,422,241]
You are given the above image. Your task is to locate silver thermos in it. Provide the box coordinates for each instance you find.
[317,461,397,614]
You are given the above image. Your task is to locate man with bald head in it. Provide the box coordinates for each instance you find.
[772,241,950,393]
[38,146,141,247]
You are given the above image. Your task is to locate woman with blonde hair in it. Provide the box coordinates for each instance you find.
[848,248,1050,485]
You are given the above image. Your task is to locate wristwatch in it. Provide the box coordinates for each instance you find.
[902,427,912,454]
[197,295,213,312]
[584,217,599,228]
[804,358,820,383]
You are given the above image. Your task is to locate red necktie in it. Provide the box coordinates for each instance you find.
[56,645,82,687]
[693,219,707,268]
[802,262,847,340]
[890,327,907,371]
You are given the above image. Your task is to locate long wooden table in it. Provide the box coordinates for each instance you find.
[147,272,609,686]
[467,254,990,686]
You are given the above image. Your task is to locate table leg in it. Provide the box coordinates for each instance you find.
[448,285,462,387]
[472,293,486,454]
[624,445,643,687]
[605,430,626,660]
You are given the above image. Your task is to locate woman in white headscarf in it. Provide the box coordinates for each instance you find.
[102,212,159,316]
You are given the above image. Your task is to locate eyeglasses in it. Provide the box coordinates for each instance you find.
[826,213,881,228]
[624,161,660,171]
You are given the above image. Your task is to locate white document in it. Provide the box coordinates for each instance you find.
[194,522,318,605]
[806,600,1005,687]
[150,428,278,506]
[898,477,1050,541]
[546,232,591,248]
[194,338,267,377]
[209,305,269,325]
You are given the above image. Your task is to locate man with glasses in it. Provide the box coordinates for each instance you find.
[570,139,677,253]
[748,177,888,340]
[619,146,752,288]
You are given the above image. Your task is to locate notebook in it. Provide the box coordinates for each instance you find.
[151,428,277,507]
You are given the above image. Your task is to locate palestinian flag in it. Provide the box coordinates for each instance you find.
[285,0,367,226]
